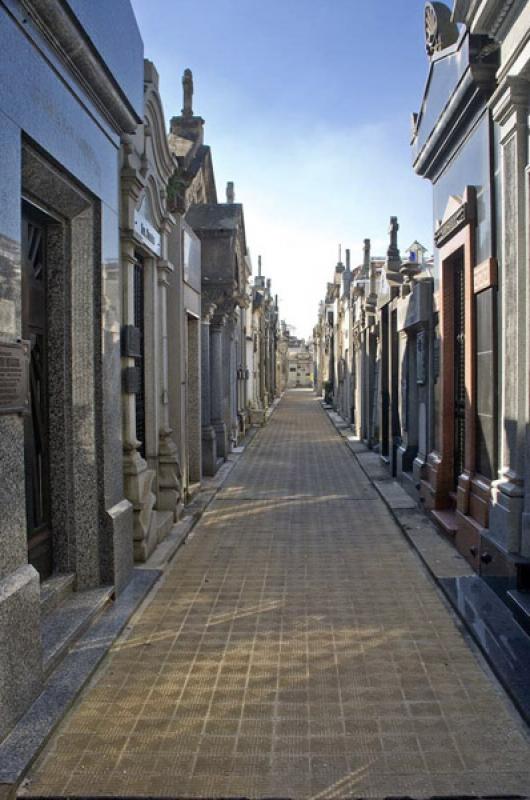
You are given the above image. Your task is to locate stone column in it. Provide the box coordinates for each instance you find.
[260,325,267,407]
[187,316,201,483]
[156,257,181,521]
[228,311,239,444]
[360,326,368,441]
[210,314,228,459]
[490,78,529,554]
[121,241,156,563]
[201,303,217,475]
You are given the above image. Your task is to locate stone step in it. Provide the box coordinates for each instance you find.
[39,573,75,618]
[431,508,458,538]
[41,586,113,676]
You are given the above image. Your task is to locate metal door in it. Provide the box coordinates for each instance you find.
[22,208,52,579]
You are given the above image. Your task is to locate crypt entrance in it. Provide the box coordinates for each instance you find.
[424,188,497,570]
[20,141,111,591]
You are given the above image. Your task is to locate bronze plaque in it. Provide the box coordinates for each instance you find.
[0,340,30,414]
[474,258,497,294]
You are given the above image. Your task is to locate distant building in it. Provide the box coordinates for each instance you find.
[287,336,313,389]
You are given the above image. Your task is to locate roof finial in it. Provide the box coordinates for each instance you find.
[182,68,193,117]
[226,181,235,204]
[387,216,400,263]
[336,244,344,275]
[363,239,371,277]
[258,255,262,277]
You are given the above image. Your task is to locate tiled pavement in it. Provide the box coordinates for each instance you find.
[22,391,530,799]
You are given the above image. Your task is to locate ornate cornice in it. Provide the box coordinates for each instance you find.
[434,187,476,247]
[491,75,530,129]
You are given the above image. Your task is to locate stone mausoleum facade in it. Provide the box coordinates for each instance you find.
[413,0,530,602]
[0,0,143,742]
[315,0,530,631]
[0,1,282,754]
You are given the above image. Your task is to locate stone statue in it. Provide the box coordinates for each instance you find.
[385,216,403,285]
[226,181,235,204]
[388,217,400,258]
[182,68,193,117]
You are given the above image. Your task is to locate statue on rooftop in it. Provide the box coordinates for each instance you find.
[182,68,193,117]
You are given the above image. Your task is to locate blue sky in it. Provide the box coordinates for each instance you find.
[130,0,434,338]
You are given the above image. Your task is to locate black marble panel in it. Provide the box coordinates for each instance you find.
[414,37,468,156]
[432,114,493,291]
[440,575,530,726]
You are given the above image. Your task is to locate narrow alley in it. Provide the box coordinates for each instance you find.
[21,391,530,799]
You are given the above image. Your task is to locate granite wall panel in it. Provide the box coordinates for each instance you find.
[0,8,119,211]
[0,114,26,581]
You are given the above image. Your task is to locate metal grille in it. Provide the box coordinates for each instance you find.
[133,257,146,459]
[454,256,466,486]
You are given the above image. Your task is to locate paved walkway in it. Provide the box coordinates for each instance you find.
[23,391,530,798]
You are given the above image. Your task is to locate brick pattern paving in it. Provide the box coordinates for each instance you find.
[22,391,530,798]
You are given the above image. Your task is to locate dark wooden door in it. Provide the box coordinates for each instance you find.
[453,253,466,489]
[22,207,52,579]
[133,255,146,459]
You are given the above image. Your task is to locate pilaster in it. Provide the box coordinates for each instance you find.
[155,257,182,520]
[201,302,218,475]
[490,77,529,554]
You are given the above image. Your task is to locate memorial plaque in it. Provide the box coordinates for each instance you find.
[121,325,142,358]
[0,340,30,414]
[473,258,497,294]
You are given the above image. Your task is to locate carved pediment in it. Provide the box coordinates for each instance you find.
[434,190,475,247]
